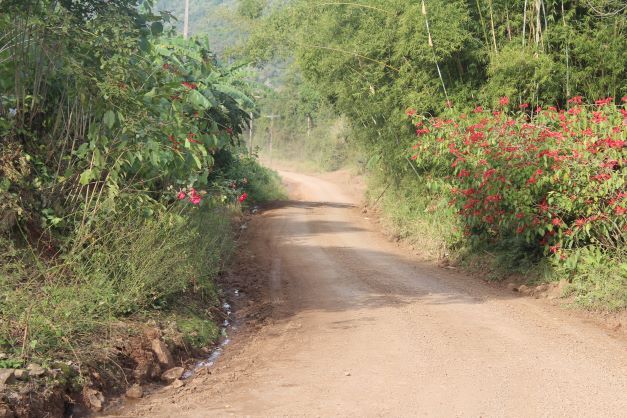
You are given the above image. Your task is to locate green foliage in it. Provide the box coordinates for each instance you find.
[237,0,266,20]
[0,203,233,355]
[224,153,286,202]
[177,315,221,349]
[0,0,286,364]
[483,46,562,105]
[557,246,627,310]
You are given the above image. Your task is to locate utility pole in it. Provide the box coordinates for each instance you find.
[264,114,281,166]
[183,0,190,39]
[248,112,254,156]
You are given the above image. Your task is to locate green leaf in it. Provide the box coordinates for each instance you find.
[151,22,164,36]
[103,110,116,129]
[188,90,211,110]
[192,153,202,169]
[79,169,93,185]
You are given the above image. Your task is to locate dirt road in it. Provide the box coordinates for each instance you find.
[116,170,627,417]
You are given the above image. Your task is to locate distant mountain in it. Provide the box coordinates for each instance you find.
[155,0,241,56]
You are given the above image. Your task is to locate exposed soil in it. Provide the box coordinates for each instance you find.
[107,169,626,417]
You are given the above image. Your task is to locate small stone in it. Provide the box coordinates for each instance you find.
[535,284,549,293]
[0,369,15,385]
[161,367,184,383]
[0,353,7,360]
[26,364,45,377]
[151,339,174,369]
[13,369,28,380]
[506,283,517,291]
[125,384,144,399]
[84,388,105,412]
[167,379,185,390]
[344,371,351,376]
[518,284,531,295]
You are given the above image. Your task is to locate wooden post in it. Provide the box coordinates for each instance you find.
[269,114,274,166]
[306,113,312,137]
[249,112,254,156]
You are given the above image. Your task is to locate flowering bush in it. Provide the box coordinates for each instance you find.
[407,97,626,261]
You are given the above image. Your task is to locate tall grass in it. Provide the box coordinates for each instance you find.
[366,171,460,259]
[0,202,233,358]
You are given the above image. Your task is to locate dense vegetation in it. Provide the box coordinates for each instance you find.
[0,0,283,379]
[239,0,626,308]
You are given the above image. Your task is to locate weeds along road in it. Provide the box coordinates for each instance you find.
[117,170,627,417]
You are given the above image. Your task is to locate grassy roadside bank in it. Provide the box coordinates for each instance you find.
[366,170,626,311]
[0,157,285,416]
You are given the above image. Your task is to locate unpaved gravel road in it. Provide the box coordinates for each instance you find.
[115,170,627,417]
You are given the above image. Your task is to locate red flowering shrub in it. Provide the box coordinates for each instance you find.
[407,98,626,258]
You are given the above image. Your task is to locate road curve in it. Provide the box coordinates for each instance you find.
[117,169,627,417]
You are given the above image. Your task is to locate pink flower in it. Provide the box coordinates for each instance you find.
[189,188,202,205]
[499,96,510,106]
[238,192,248,203]
[177,191,187,200]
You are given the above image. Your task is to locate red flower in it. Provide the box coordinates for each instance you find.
[592,173,611,182]
[177,191,186,200]
[594,97,613,106]
[551,218,562,226]
[405,108,417,117]
[473,106,483,114]
[182,81,198,90]
[567,96,583,105]
[519,103,529,109]
[238,192,248,203]
[499,96,510,106]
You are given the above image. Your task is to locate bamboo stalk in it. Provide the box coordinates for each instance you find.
[488,0,498,53]
[561,0,570,97]
[421,0,449,102]
[475,0,491,51]
[522,0,528,46]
